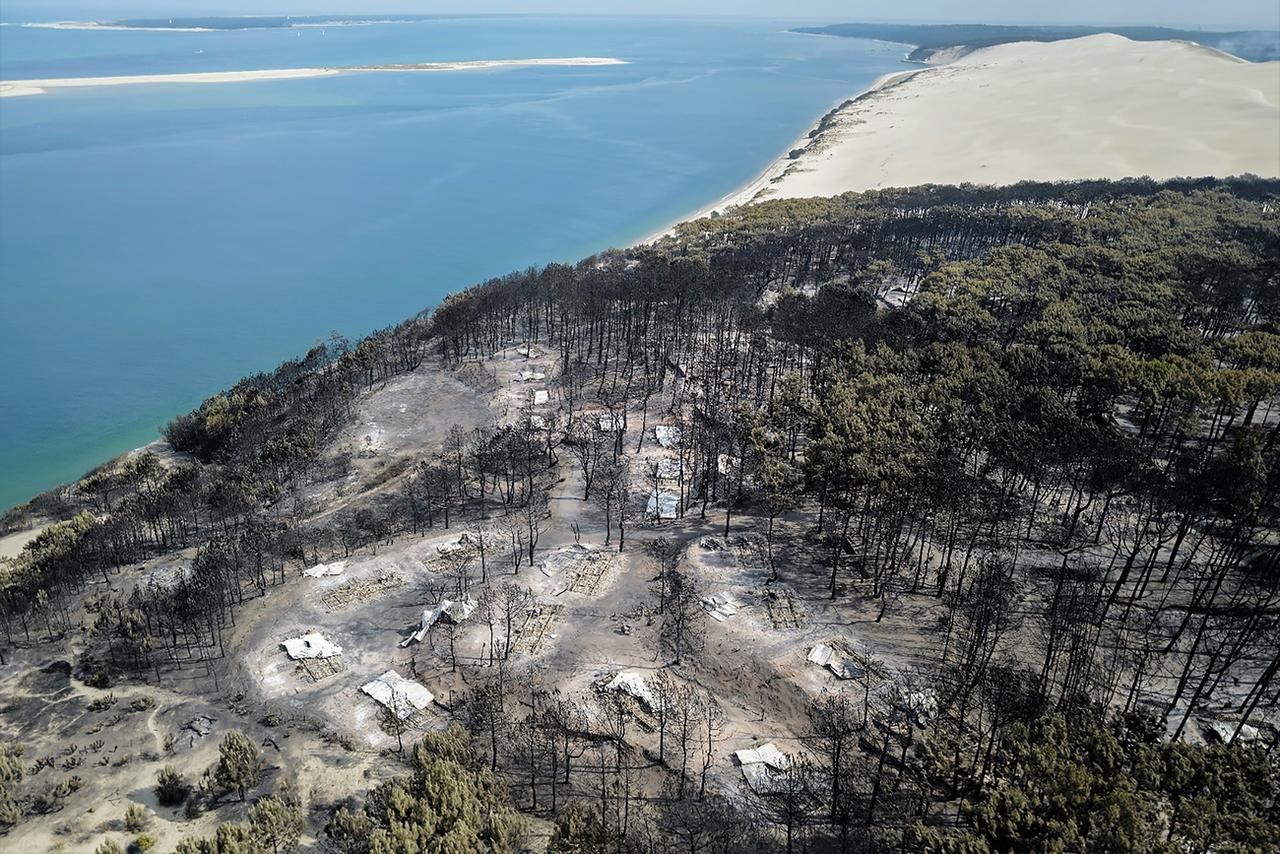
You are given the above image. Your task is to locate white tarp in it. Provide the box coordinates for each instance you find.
[533,390,550,406]
[702,591,741,621]
[281,632,342,660]
[360,670,434,719]
[519,369,546,382]
[655,459,683,481]
[598,414,624,432]
[302,560,346,578]
[647,490,679,519]
[605,671,660,712]
[654,426,681,448]
[400,597,478,647]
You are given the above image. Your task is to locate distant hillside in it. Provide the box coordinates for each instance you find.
[794,22,1280,62]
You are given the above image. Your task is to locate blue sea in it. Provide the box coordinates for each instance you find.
[0,15,905,511]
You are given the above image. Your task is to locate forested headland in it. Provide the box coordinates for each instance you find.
[1,177,1277,853]
[793,22,1280,62]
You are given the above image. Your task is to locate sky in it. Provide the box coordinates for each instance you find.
[3,0,1279,30]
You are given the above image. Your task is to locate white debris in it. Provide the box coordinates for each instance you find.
[436,532,477,556]
[400,597,478,647]
[646,490,679,519]
[740,762,786,794]
[360,670,434,719]
[807,643,864,680]
[598,414,624,432]
[904,690,938,725]
[302,560,346,578]
[655,459,683,481]
[807,643,835,667]
[1207,721,1261,744]
[734,742,790,771]
[654,425,682,448]
[529,415,547,429]
[281,632,343,660]
[141,564,192,590]
[702,591,741,621]
[735,742,790,793]
[604,671,660,712]
[516,345,544,358]
[519,369,546,382]
[717,453,740,476]
[533,389,550,406]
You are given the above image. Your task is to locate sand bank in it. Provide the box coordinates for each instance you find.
[645,34,1279,239]
[23,21,221,32]
[0,57,627,97]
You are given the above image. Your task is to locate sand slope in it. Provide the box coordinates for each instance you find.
[740,34,1280,205]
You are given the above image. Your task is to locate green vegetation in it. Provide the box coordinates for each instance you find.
[155,765,190,808]
[173,792,302,854]
[211,731,262,803]
[323,727,525,853]
[1,177,1276,852]
[910,710,1278,852]
[123,802,149,832]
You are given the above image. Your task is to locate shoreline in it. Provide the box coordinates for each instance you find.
[0,57,628,97]
[634,67,920,244]
[638,34,1280,243]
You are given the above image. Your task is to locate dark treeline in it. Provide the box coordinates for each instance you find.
[791,23,1280,63]
[2,177,1277,852]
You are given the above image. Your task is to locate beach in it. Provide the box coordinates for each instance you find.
[0,57,627,97]
[646,34,1280,237]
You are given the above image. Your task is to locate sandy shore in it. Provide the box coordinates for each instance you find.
[644,34,1279,240]
[0,57,627,97]
[0,525,48,561]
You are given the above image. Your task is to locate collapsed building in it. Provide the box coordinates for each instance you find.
[646,490,679,519]
[603,671,661,713]
[807,642,865,680]
[654,425,681,448]
[734,742,790,794]
[360,670,434,719]
[400,597,478,647]
[280,632,343,660]
[301,560,346,578]
[702,591,741,622]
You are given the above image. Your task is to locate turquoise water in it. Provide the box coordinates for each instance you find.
[0,16,905,511]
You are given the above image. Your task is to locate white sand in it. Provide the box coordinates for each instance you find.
[0,57,627,97]
[0,525,48,561]
[23,21,220,32]
[646,34,1279,239]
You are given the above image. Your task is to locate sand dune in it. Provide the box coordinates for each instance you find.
[671,34,1279,223]
[0,57,627,97]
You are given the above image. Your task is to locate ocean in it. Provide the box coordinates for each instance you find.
[0,15,905,511]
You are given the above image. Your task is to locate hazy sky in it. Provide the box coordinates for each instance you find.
[5,0,1279,30]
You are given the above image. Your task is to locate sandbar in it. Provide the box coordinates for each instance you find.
[0,57,628,97]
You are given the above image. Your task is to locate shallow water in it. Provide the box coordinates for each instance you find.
[0,15,905,510]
